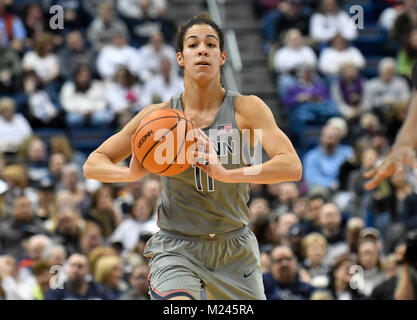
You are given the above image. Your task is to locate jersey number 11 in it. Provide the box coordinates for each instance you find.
[194,166,215,192]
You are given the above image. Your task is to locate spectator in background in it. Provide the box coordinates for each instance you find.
[309,0,358,45]
[274,0,310,42]
[272,182,299,216]
[304,191,328,235]
[34,179,56,221]
[303,124,353,191]
[0,97,32,155]
[331,63,365,121]
[110,196,158,255]
[117,0,166,20]
[19,136,50,189]
[49,135,86,171]
[282,65,328,109]
[357,239,386,297]
[87,246,118,277]
[1,164,29,218]
[93,255,127,298]
[96,31,143,81]
[364,57,410,123]
[86,2,129,52]
[59,30,95,80]
[45,253,114,300]
[141,57,184,107]
[119,265,150,300]
[21,71,64,129]
[18,234,52,282]
[137,31,178,82]
[254,0,283,17]
[80,221,103,257]
[47,153,67,187]
[50,208,84,256]
[318,203,348,265]
[58,164,90,216]
[105,67,143,125]
[0,0,27,52]
[274,28,317,99]
[274,212,299,246]
[0,255,29,300]
[392,0,417,46]
[31,260,53,300]
[318,34,365,78]
[378,1,402,32]
[370,253,400,300]
[60,64,112,127]
[397,28,417,80]
[85,185,122,238]
[22,33,60,85]
[263,245,315,300]
[327,254,363,300]
[347,148,379,217]
[301,232,331,289]
[123,0,176,48]
[0,32,21,94]
[344,217,365,256]
[0,196,48,260]
[248,197,271,224]
[21,2,48,49]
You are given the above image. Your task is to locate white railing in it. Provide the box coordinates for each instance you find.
[206,0,242,91]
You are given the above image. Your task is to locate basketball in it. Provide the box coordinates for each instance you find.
[132,108,199,176]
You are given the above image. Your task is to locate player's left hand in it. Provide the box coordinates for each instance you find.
[193,129,229,183]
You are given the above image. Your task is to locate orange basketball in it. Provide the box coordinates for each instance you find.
[132,108,199,176]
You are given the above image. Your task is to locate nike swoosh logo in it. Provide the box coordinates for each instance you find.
[243,269,255,278]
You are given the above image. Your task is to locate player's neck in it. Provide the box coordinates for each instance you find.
[182,77,224,111]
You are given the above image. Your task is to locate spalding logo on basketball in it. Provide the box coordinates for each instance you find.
[132,109,199,176]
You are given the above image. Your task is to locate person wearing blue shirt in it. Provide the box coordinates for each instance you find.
[303,124,353,191]
[0,4,27,48]
[44,253,115,300]
[263,245,315,300]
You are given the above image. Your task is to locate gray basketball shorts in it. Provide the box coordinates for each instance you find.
[143,226,266,300]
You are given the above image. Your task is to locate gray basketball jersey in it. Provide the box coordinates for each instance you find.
[157,88,251,236]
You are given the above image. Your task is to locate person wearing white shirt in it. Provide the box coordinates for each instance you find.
[310,0,358,44]
[60,65,112,126]
[141,58,184,107]
[318,34,365,77]
[105,67,143,115]
[137,31,178,82]
[110,197,159,256]
[274,28,317,99]
[97,32,144,81]
[363,57,411,113]
[117,0,166,20]
[0,98,32,154]
[22,33,60,84]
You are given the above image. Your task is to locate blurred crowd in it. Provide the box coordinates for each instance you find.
[254,0,417,300]
[1,0,417,300]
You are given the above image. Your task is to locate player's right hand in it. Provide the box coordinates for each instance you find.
[363,145,417,190]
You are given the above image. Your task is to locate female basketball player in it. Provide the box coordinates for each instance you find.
[83,14,302,300]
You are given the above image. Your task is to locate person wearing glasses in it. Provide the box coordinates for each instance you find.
[263,245,315,300]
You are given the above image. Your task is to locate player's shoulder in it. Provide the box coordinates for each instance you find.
[235,93,268,113]
[235,93,274,123]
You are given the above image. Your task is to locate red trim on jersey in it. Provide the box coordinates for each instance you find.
[147,272,197,300]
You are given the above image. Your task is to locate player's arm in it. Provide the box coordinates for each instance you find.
[83,103,169,183]
[195,95,302,184]
[364,91,417,190]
